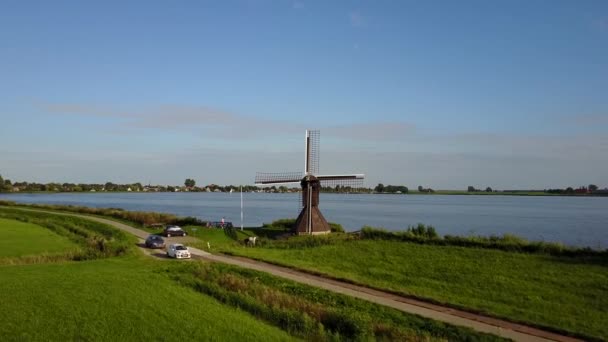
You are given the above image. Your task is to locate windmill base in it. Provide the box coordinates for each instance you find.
[293,206,331,235]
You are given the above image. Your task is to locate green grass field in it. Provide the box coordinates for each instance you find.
[223,239,608,340]
[0,257,294,342]
[0,207,502,341]
[0,218,79,258]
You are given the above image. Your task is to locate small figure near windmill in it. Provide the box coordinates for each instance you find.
[255,130,364,235]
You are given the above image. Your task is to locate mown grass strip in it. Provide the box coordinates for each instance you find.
[0,218,78,258]
[168,262,507,341]
[0,207,137,264]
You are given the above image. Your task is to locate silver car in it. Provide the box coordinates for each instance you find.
[145,235,166,249]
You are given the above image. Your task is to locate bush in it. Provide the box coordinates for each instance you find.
[262,218,296,229]
[329,222,344,233]
[360,224,438,241]
[360,225,608,258]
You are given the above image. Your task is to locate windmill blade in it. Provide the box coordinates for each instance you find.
[319,174,365,191]
[305,130,320,175]
[255,172,302,185]
[317,174,365,181]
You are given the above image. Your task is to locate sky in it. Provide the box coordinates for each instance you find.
[1,0,607,189]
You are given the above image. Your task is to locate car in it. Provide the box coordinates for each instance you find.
[207,221,234,228]
[144,235,165,249]
[163,225,187,237]
[166,243,191,259]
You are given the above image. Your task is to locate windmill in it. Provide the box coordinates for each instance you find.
[255,130,365,235]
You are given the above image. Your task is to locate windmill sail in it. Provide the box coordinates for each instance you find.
[255,172,302,185]
[305,130,320,175]
[318,174,364,191]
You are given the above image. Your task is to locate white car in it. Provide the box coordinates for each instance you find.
[166,243,191,259]
[163,225,187,237]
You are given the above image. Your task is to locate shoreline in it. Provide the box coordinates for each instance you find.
[1,190,606,197]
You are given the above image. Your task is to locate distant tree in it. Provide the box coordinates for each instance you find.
[278,186,288,193]
[565,187,574,194]
[589,184,598,192]
[485,187,492,192]
[417,185,424,192]
[167,186,176,192]
[374,183,385,193]
[467,186,476,192]
[184,179,196,187]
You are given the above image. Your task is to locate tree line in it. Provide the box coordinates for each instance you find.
[1,174,604,196]
[374,183,409,194]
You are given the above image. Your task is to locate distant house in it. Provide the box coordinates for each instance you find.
[127,187,132,192]
[12,187,20,192]
[90,189,96,192]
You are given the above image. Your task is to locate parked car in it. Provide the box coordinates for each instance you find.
[163,225,187,237]
[166,243,191,259]
[145,235,165,249]
[207,221,234,228]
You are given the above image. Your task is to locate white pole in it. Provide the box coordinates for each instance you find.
[308,182,312,234]
[240,186,243,231]
[304,130,309,175]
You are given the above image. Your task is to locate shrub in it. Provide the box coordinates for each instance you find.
[262,218,296,229]
[360,225,608,258]
[329,222,344,233]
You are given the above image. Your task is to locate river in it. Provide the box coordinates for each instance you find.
[1,192,606,248]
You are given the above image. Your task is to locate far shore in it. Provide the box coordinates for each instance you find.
[1,190,607,197]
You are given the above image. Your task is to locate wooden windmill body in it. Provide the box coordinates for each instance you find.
[255,130,364,235]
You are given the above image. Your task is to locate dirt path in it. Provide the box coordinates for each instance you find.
[7,207,583,342]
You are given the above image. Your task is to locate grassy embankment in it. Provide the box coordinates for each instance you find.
[2,202,605,340]
[0,218,77,258]
[217,224,608,341]
[0,207,502,341]
[156,221,608,340]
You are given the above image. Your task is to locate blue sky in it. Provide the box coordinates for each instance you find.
[1,1,607,189]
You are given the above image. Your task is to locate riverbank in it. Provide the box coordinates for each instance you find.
[4,189,608,196]
[0,206,507,341]
[2,201,606,340]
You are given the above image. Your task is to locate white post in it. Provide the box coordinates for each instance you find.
[305,129,309,175]
[307,181,312,234]
[240,186,243,231]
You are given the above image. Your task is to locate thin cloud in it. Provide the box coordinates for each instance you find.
[562,114,608,126]
[37,102,415,142]
[37,102,303,138]
[593,17,608,32]
[292,1,304,10]
[349,11,365,27]
[326,122,415,142]
[39,103,124,118]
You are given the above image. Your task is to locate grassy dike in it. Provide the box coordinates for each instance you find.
[0,218,78,258]
[219,231,608,341]
[0,206,503,341]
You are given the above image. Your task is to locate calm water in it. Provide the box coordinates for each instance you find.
[1,192,607,248]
